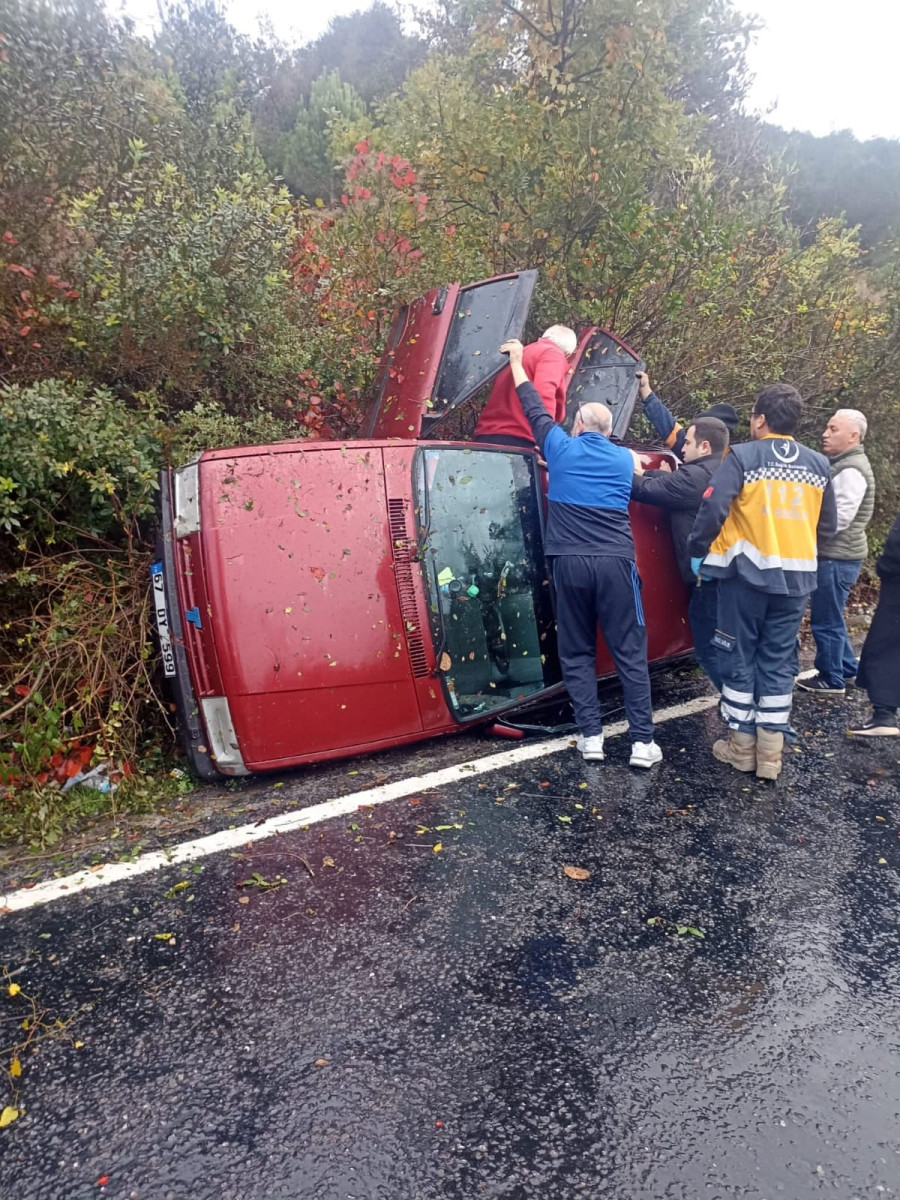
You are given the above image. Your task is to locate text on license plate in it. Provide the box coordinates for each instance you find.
[151,561,177,677]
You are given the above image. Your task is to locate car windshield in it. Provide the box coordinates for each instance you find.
[415,447,559,719]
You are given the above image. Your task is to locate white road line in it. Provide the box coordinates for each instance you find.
[1,691,730,914]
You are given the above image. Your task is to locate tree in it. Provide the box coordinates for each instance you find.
[280,69,366,201]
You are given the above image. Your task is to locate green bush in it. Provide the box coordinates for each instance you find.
[0,379,162,542]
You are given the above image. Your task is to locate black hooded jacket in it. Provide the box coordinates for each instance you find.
[630,453,724,583]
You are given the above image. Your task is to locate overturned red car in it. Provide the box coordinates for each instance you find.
[154,271,691,779]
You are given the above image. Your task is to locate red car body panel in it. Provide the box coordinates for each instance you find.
[363,284,461,439]
[156,271,695,779]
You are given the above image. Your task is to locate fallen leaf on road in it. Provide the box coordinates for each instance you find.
[563,866,590,881]
[238,895,250,905]
[322,856,335,868]
[9,1056,21,1077]
[557,815,572,823]
[7,983,20,997]
[314,1058,329,1067]
[433,842,443,852]
[0,1106,19,1127]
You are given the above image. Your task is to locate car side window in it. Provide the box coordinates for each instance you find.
[429,275,536,421]
[565,330,643,438]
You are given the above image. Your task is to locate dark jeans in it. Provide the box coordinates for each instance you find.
[689,580,722,691]
[715,578,808,734]
[810,558,862,685]
[552,555,654,742]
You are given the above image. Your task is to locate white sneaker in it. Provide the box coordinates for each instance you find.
[576,733,605,761]
[630,740,663,768]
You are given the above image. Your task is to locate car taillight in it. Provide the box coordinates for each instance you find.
[199,697,249,775]
[174,458,201,537]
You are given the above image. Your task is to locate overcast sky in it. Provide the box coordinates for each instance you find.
[112,0,900,142]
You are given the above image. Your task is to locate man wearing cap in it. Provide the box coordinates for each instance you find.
[474,325,577,450]
[796,407,875,696]
[635,371,739,461]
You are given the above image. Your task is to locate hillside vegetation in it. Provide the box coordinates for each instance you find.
[1,0,898,842]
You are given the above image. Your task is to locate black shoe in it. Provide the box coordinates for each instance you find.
[796,673,845,696]
[847,718,900,738]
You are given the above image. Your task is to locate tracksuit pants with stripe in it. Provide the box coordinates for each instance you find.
[715,577,809,733]
[552,555,654,743]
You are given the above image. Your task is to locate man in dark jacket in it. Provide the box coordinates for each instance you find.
[501,337,661,769]
[848,511,900,737]
[635,370,739,461]
[631,415,730,689]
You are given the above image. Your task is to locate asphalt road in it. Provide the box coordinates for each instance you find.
[2,678,899,1200]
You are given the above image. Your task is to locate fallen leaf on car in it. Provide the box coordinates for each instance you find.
[563,865,590,881]
[439,652,451,672]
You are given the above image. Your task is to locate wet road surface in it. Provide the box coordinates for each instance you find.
[2,681,900,1200]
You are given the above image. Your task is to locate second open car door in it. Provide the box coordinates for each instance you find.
[565,327,646,439]
[364,271,538,440]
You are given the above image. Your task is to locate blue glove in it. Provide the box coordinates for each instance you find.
[690,556,704,578]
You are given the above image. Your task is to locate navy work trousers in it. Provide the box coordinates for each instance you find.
[810,557,862,685]
[689,580,723,691]
[715,577,808,733]
[552,555,654,743]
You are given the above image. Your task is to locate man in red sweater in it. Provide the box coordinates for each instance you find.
[474,325,577,449]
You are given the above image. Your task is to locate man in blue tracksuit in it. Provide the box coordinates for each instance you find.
[502,338,662,769]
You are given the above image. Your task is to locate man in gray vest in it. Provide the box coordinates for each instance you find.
[797,408,875,696]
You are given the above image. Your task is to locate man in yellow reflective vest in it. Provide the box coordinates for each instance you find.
[688,384,837,780]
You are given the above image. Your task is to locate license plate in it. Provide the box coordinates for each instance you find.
[151,561,177,678]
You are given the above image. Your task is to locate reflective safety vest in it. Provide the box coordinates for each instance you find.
[688,435,837,596]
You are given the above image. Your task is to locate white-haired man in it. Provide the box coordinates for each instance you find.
[797,407,875,696]
[474,324,577,450]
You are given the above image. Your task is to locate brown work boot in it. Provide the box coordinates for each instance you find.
[712,730,757,773]
[755,728,784,780]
